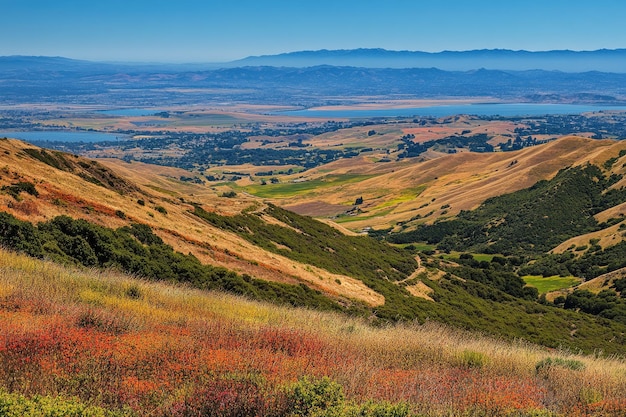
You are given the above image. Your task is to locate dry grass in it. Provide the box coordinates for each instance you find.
[273,136,626,234]
[1,248,626,416]
[0,138,386,305]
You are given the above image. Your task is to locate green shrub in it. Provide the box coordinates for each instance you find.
[1,181,38,200]
[125,284,142,299]
[0,390,131,416]
[457,349,488,369]
[535,357,585,373]
[285,377,413,417]
[287,376,345,416]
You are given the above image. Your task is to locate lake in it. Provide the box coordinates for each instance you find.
[0,131,126,143]
[280,103,626,118]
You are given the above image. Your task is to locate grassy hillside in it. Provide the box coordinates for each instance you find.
[278,137,626,232]
[0,138,384,306]
[1,248,626,416]
[3,138,626,355]
[2,207,626,354]
[389,164,626,255]
[386,158,626,326]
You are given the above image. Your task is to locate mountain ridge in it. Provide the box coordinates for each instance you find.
[3,54,626,106]
[231,48,626,72]
[4,47,626,72]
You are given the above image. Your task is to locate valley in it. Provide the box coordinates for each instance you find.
[2,53,626,416]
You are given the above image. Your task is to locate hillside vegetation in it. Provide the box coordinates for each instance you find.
[389,163,626,256]
[2,137,626,354]
[1,248,626,416]
[2,202,626,353]
[2,135,626,416]
[282,136,626,232]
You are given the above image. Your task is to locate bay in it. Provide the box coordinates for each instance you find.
[280,103,626,118]
[0,131,126,143]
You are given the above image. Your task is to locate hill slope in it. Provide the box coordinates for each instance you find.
[283,136,626,233]
[0,138,385,307]
[3,138,626,355]
[2,248,625,416]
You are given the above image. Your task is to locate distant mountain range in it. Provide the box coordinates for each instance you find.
[230,48,626,72]
[2,52,626,106]
[3,48,626,73]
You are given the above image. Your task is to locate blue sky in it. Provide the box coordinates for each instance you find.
[2,0,625,62]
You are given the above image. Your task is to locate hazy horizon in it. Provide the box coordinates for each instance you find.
[4,47,626,67]
[2,0,626,63]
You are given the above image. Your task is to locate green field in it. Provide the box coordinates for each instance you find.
[391,242,436,252]
[241,174,376,198]
[375,186,427,209]
[522,275,582,294]
[440,252,495,262]
[334,207,395,223]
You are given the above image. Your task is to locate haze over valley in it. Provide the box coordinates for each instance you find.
[3,1,626,416]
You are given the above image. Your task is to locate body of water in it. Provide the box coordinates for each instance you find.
[280,103,626,118]
[0,131,126,143]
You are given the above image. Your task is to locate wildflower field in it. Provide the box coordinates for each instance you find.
[1,249,625,416]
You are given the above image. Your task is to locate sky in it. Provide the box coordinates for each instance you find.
[2,0,626,63]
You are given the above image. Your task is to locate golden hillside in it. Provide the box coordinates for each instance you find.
[282,136,626,232]
[3,136,626,303]
[0,138,383,306]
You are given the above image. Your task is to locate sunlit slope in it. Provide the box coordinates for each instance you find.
[281,137,626,232]
[2,247,625,416]
[5,137,626,357]
[0,138,384,306]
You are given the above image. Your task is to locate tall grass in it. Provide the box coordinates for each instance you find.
[1,248,625,416]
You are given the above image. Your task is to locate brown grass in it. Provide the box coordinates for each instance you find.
[0,138,386,306]
[269,137,626,235]
[1,247,625,416]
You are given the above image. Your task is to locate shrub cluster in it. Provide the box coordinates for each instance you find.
[0,390,131,417]
[390,165,626,257]
[1,181,38,200]
[0,212,342,312]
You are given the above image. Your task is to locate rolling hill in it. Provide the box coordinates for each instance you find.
[281,136,626,233]
[0,138,385,308]
[2,136,626,356]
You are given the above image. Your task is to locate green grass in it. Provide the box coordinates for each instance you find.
[241,174,376,198]
[522,275,582,294]
[392,243,436,251]
[440,252,495,262]
[334,208,395,223]
[375,186,427,209]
